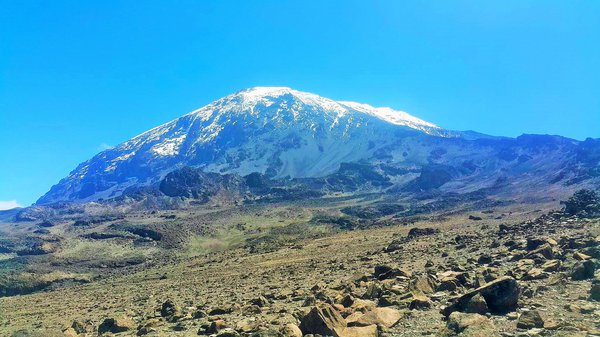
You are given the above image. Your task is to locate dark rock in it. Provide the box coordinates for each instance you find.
[299,304,347,335]
[408,227,439,238]
[209,307,231,316]
[373,265,411,280]
[409,275,436,294]
[526,237,546,251]
[571,260,596,280]
[443,276,519,316]
[408,292,432,310]
[477,254,492,265]
[249,296,270,307]
[98,317,135,335]
[160,300,181,321]
[446,312,498,336]
[463,293,488,315]
[517,310,544,329]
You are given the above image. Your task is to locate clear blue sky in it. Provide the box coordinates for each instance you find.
[1,1,599,207]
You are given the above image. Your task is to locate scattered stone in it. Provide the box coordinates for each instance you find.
[571,260,596,280]
[98,316,135,335]
[335,324,378,337]
[373,265,411,280]
[70,320,87,334]
[477,254,492,265]
[410,275,437,294]
[517,310,544,329]
[527,238,546,251]
[280,324,303,337]
[476,276,519,313]
[523,268,547,280]
[160,299,181,322]
[249,295,270,307]
[463,293,488,315]
[407,227,439,238]
[526,243,553,260]
[446,312,498,337]
[347,307,402,328]
[408,291,432,310]
[574,251,592,261]
[299,304,347,335]
[209,307,231,316]
[541,260,560,272]
[206,319,228,333]
[443,276,519,316]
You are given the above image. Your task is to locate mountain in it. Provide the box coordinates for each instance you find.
[37,87,600,204]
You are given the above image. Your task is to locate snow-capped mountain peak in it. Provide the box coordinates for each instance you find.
[37,87,448,204]
[199,87,438,129]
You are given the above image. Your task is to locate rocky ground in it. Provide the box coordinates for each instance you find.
[1,192,599,337]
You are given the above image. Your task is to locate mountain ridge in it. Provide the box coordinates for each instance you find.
[37,87,451,204]
[37,87,600,205]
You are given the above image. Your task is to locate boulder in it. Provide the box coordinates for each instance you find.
[446,312,499,337]
[574,251,592,261]
[373,265,411,280]
[517,310,544,329]
[160,299,182,322]
[443,276,519,316]
[407,227,439,237]
[347,307,402,328]
[98,316,135,335]
[349,298,377,312]
[571,260,596,280]
[209,307,231,315]
[334,324,378,337]
[523,268,547,280]
[476,276,519,313]
[477,254,493,265]
[409,275,437,294]
[437,271,466,292]
[526,238,546,251]
[526,243,553,260]
[362,282,384,299]
[299,304,347,335]
[462,293,488,315]
[541,260,561,272]
[408,291,432,310]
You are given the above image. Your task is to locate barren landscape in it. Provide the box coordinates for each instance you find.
[1,188,599,337]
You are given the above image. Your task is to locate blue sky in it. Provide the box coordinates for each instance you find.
[1,1,599,207]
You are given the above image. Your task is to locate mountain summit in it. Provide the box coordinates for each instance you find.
[37,87,599,205]
[37,87,451,204]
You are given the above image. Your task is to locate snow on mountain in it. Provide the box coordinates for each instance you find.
[37,87,450,204]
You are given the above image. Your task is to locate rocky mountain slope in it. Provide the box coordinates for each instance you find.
[36,86,596,206]
[38,87,451,204]
[2,190,599,337]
